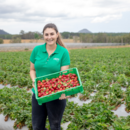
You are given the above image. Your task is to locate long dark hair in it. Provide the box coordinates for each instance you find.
[43,23,66,48]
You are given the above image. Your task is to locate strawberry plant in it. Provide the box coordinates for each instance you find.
[67,102,117,130]
[107,93,123,110]
[110,83,124,99]
[124,70,130,77]
[98,89,109,96]
[83,80,96,92]
[62,101,78,123]
[117,74,128,87]
[79,71,88,82]
[0,70,7,82]
[112,116,130,130]
[91,93,107,103]
[96,81,110,91]
[0,87,32,130]
[125,86,130,112]
[79,91,90,101]
[127,77,130,87]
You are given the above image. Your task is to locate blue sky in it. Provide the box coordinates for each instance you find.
[0,0,130,34]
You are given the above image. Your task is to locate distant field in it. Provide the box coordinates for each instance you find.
[0,44,130,52]
[3,39,74,44]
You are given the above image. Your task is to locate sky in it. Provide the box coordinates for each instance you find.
[0,0,130,34]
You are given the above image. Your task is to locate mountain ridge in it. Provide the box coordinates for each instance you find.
[78,29,92,33]
[0,29,10,35]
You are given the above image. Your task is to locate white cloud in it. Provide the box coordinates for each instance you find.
[0,0,130,33]
[0,0,130,21]
[92,14,122,23]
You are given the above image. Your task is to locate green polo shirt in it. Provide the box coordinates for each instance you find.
[30,43,70,93]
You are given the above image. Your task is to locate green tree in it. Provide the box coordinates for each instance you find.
[34,33,39,39]
[0,38,3,44]
[10,35,21,43]
[61,32,70,39]
[19,30,25,35]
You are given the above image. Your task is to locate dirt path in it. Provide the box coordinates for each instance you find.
[0,45,130,52]
[67,45,130,50]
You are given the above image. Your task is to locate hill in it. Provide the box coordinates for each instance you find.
[78,29,92,33]
[0,29,10,35]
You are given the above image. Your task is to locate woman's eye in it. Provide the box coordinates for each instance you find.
[45,33,54,36]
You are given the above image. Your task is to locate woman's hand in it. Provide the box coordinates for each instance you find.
[59,94,70,100]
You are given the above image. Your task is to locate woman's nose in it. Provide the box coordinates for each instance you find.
[47,35,51,39]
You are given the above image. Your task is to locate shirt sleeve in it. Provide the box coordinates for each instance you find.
[61,49,70,66]
[30,47,36,64]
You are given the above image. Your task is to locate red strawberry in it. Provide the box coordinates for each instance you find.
[38,93,42,97]
[68,85,70,88]
[41,85,44,88]
[41,88,44,91]
[55,78,58,81]
[42,80,46,83]
[59,75,62,79]
[59,88,62,91]
[38,89,41,92]
[72,74,76,77]
[49,91,52,94]
[49,85,52,89]
[51,88,54,91]
[74,82,77,84]
[53,85,57,89]
[38,86,41,89]
[46,88,49,91]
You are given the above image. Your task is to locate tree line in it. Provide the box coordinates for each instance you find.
[0,30,43,43]
[0,30,130,44]
[0,30,43,39]
[62,32,130,44]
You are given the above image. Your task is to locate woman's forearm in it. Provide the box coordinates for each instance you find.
[30,70,36,82]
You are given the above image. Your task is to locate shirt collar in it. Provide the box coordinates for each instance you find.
[42,43,60,54]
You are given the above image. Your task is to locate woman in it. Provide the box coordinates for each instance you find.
[30,23,70,130]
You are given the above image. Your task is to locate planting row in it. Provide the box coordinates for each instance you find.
[1,87,130,130]
[0,47,130,129]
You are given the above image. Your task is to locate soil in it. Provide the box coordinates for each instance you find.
[67,45,130,50]
[0,45,130,52]
[113,104,121,111]
[4,115,9,122]
[125,108,130,113]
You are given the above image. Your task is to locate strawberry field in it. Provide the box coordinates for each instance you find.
[0,47,130,130]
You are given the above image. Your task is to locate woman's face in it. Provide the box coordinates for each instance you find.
[43,28,58,46]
